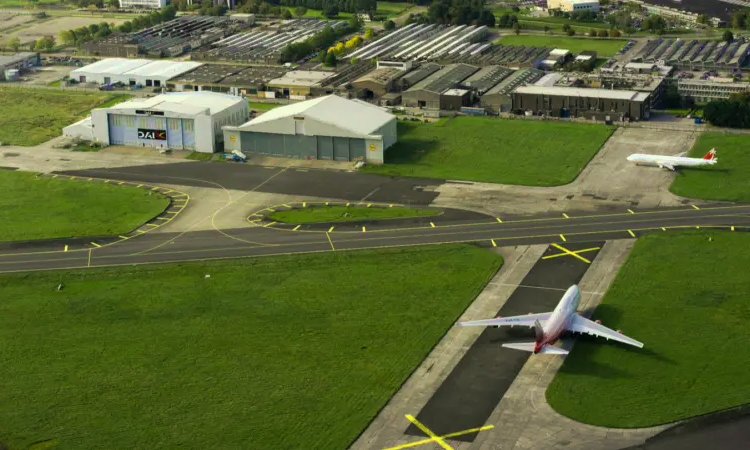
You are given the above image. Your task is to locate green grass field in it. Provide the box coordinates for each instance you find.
[248,102,280,111]
[547,231,750,427]
[670,132,750,203]
[361,117,615,186]
[0,171,169,242]
[0,88,112,146]
[268,205,441,223]
[0,245,503,449]
[496,35,628,56]
[186,151,214,161]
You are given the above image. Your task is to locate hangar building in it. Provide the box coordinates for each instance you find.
[70,58,203,87]
[63,91,248,153]
[223,95,396,164]
[401,63,479,109]
[512,85,651,121]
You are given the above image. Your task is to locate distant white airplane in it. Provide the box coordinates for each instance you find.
[457,285,643,355]
[626,148,717,171]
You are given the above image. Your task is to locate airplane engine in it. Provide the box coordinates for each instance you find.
[617,330,622,334]
[595,320,602,324]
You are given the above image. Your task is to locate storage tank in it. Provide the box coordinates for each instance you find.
[4,69,20,81]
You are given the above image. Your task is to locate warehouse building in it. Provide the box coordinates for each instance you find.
[166,64,288,97]
[402,63,479,109]
[480,68,544,112]
[351,67,403,97]
[70,58,203,87]
[677,78,750,102]
[265,71,333,99]
[63,91,248,153]
[547,0,600,12]
[0,52,40,80]
[512,85,651,121]
[223,95,396,164]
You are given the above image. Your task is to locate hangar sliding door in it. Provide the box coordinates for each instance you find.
[182,119,195,150]
[166,118,183,149]
[316,136,333,160]
[350,139,366,162]
[269,134,285,157]
[333,137,350,161]
[108,114,131,145]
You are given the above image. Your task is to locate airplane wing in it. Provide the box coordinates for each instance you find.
[568,314,644,348]
[458,312,552,328]
[658,162,676,171]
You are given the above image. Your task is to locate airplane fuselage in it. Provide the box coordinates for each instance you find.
[627,154,717,168]
[535,285,580,353]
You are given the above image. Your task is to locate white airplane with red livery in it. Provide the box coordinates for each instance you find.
[626,148,717,171]
[457,285,644,355]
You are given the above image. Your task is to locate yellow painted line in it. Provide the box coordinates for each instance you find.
[496,217,502,223]
[64,245,68,252]
[264,222,277,228]
[346,202,350,207]
[87,248,92,267]
[389,204,394,207]
[119,236,129,239]
[303,202,306,207]
[90,242,101,248]
[326,202,329,205]
[491,239,497,247]
[696,226,700,229]
[264,166,274,169]
[382,425,494,450]
[627,209,635,214]
[430,222,436,228]
[328,226,335,233]
[146,223,159,227]
[367,203,372,207]
[550,243,592,264]
[661,227,666,231]
[118,181,124,185]
[264,208,274,212]
[326,232,335,251]
[162,189,173,194]
[731,226,735,231]
[70,176,76,180]
[559,234,566,242]
[87,177,92,181]
[405,415,453,450]
[562,213,570,219]
[104,180,110,183]
[151,187,159,191]
[52,174,58,178]
[136,230,146,234]
[136,184,143,188]
[692,204,700,210]
[155,217,169,221]
[293,225,301,231]
[628,230,636,237]
[362,226,366,232]
[282,204,291,208]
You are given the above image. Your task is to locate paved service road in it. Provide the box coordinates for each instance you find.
[1,203,749,274]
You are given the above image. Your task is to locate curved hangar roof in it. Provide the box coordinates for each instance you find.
[232,95,395,138]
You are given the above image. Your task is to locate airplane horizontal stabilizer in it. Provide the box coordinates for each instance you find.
[502,342,569,355]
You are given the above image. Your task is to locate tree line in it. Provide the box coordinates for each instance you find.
[704,92,750,129]
[55,6,176,48]
[279,16,360,63]
[405,0,496,28]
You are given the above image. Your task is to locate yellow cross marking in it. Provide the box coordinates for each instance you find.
[543,244,600,264]
[404,415,452,450]
[692,204,700,210]
[382,423,494,450]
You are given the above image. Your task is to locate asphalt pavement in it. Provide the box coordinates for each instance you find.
[1,202,749,274]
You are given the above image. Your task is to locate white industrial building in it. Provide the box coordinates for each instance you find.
[63,91,248,153]
[69,58,203,88]
[547,0,600,12]
[223,95,397,164]
[118,0,167,9]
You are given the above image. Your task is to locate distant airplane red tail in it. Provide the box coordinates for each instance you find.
[703,148,717,160]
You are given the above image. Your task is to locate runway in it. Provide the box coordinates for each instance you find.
[1,201,749,274]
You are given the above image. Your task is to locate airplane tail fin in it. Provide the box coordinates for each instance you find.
[502,342,569,355]
[534,320,544,343]
[703,148,717,161]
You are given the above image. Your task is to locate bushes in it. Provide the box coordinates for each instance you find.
[704,93,750,129]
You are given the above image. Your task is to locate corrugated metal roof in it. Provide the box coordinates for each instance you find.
[125,60,203,78]
[483,68,545,96]
[236,95,394,137]
[461,65,515,94]
[514,85,647,101]
[71,58,203,79]
[107,91,245,115]
[0,52,37,66]
[71,58,152,76]
[406,63,479,94]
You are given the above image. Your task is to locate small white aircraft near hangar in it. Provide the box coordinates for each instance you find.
[627,148,717,171]
[457,285,643,355]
